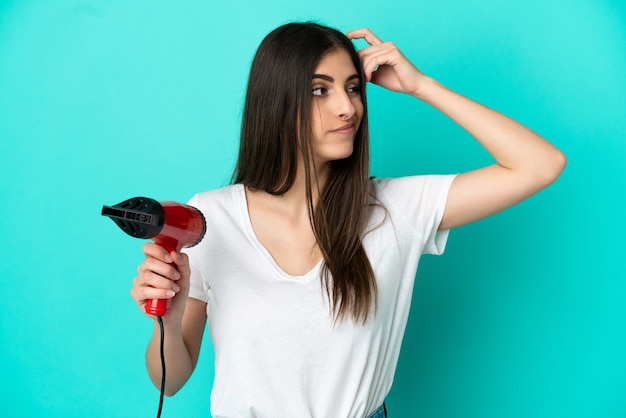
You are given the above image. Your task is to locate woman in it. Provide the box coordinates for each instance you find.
[131,22,565,417]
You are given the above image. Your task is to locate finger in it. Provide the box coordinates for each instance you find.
[171,252,190,278]
[142,242,173,263]
[138,257,182,281]
[358,42,398,65]
[360,43,406,81]
[134,266,181,295]
[359,47,393,81]
[346,28,383,46]
[131,279,176,303]
[137,268,181,291]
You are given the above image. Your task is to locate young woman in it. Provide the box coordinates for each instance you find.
[131,22,566,417]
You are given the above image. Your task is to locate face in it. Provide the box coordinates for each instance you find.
[309,49,364,165]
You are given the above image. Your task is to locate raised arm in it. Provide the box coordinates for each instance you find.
[347,28,566,230]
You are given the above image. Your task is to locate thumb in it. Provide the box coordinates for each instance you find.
[171,251,191,279]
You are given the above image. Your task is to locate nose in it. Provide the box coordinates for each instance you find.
[334,90,356,120]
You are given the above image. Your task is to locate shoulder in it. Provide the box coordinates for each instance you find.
[188,184,243,209]
[370,174,457,233]
[371,174,457,204]
[184,184,248,253]
[365,175,457,255]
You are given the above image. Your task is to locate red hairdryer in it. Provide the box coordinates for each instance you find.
[102,197,206,316]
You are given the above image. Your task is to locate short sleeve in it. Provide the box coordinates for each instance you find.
[182,194,209,303]
[373,174,457,255]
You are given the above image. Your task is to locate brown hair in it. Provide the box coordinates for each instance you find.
[233,22,376,323]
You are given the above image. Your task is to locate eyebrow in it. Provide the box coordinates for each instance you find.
[312,74,360,83]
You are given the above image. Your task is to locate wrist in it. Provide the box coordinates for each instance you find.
[410,75,439,100]
[153,315,183,334]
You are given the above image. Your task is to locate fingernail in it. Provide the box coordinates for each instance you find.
[164,254,173,263]
[173,284,180,292]
[166,290,175,297]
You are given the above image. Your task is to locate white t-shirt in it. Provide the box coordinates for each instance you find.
[185,174,456,418]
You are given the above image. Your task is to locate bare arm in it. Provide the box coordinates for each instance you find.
[146,298,206,395]
[416,77,566,230]
[132,243,207,396]
[347,28,566,229]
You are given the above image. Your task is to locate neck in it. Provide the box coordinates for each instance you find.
[278,157,328,215]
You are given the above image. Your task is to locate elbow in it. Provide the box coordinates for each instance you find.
[535,148,567,188]
[164,382,185,397]
[164,389,179,397]
[154,381,183,397]
[546,149,567,184]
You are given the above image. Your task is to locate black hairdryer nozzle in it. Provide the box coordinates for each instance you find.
[101,197,165,239]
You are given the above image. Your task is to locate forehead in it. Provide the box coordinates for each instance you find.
[313,49,358,77]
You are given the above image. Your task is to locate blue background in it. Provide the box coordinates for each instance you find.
[1,0,625,417]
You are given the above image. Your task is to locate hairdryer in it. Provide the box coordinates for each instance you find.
[101,197,206,316]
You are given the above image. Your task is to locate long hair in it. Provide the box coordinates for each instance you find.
[233,22,376,323]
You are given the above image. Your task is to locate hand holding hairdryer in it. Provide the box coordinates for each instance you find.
[102,197,206,316]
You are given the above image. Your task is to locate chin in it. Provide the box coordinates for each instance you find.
[325,147,355,163]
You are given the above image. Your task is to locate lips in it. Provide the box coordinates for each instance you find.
[330,123,355,134]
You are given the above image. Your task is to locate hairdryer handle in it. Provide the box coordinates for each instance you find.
[145,297,171,317]
[145,242,177,317]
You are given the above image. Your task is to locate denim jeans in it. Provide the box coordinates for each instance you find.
[366,402,387,418]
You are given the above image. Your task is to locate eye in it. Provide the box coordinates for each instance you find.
[312,86,328,96]
[347,85,362,96]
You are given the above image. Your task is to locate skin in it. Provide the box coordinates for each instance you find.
[131,28,566,396]
[246,49,364,277]
[309,49,364,166]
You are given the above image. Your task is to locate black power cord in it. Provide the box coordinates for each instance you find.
[157,315,166,418]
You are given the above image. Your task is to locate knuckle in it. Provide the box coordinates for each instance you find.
[167,265,178,278]
[177,253,189,266]
[143,257,153,270]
